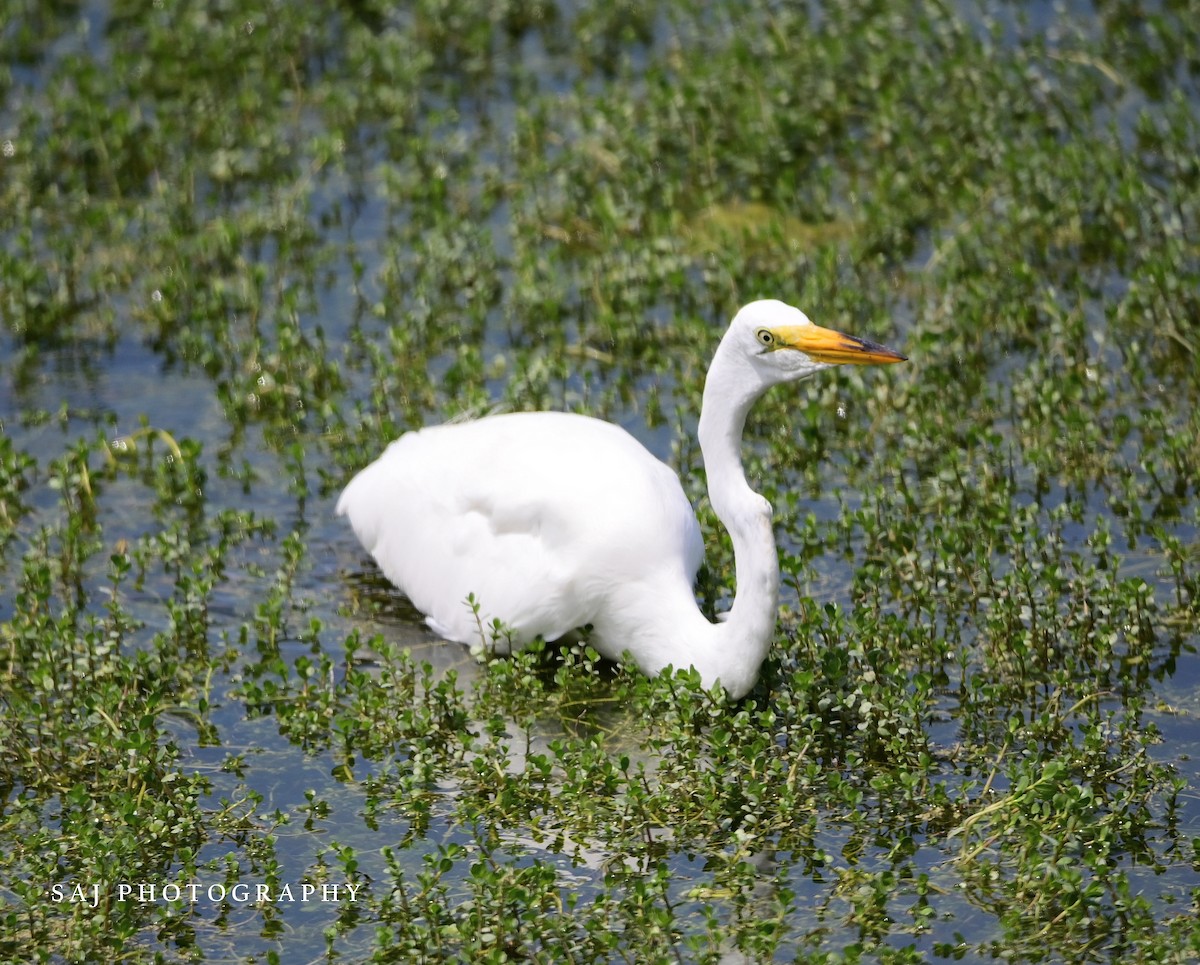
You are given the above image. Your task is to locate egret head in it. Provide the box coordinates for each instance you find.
[729,299,907,385]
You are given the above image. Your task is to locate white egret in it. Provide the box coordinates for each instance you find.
[338,300,905,698]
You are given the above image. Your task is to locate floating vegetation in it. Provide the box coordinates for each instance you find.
[1,0,1198,962]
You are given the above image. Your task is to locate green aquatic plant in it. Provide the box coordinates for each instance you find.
[1,0,1198,961]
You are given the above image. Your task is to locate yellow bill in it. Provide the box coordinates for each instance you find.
[772,323,907,365]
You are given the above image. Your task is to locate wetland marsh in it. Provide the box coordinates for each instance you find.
[1,0,1199,961]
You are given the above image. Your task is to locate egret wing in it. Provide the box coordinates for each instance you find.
[338,412,699,649]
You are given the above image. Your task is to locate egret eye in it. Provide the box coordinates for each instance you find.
[756,329,774,347]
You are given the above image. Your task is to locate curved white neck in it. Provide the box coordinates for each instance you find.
[691,337,781,696]
[586,331,783,699]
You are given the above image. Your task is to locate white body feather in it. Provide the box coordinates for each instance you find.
[337,411,704,653]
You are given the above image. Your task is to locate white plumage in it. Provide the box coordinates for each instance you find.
[338,300,905,698]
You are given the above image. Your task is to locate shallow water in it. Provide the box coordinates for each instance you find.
[3,0,1199,961]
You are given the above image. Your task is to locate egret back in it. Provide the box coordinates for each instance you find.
[337,411,704,650]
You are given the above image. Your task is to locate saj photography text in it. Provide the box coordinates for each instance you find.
[49,880,363,909]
